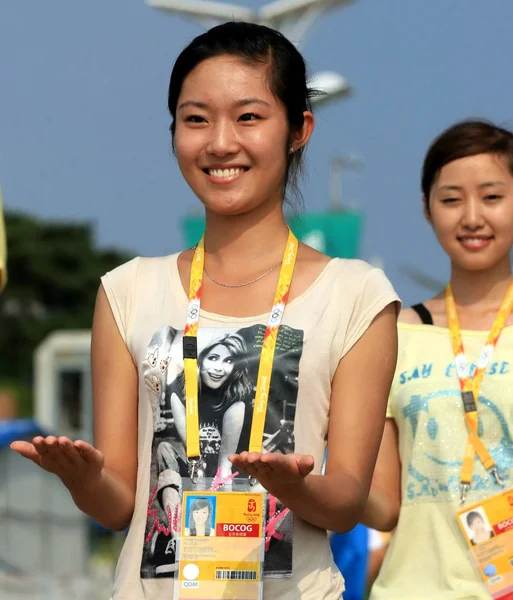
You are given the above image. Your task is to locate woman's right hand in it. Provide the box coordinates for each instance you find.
[10,436,105,492]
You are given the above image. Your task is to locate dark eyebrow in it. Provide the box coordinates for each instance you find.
[236,97,271,108]
[177,100,208,111]
[177,97,271,111]
[479,181,505,189]
[437,181,505,192]
[438,185,463,192]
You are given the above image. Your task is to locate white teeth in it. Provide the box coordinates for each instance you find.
[461,238,488,245]
[208,168,245,179]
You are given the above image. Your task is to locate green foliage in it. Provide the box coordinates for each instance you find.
[0,211,133,411]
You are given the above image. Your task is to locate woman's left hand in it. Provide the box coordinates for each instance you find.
[229,451,314,496]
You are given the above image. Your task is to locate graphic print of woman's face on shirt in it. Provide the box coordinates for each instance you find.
[200,343,235,389]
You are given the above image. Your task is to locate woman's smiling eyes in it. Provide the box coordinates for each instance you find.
[238,112,261,122]
[184,112,262,124]
[206,353,234,365]
[439,194,503,204]
[185,114,207,123]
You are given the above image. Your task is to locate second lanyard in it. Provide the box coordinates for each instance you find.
[445,281,513,503]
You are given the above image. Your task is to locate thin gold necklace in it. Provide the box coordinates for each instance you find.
[204,259,283,288]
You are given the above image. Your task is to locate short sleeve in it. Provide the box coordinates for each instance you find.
[341,267,401,358]
[101,257,140,346]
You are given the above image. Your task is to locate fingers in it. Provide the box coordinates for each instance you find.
[74,440,104,467]
[230,452,314,486]
[33,436,49,456]
[297,455,315,478]
[246,452,273,477]
[44,437,78,473]
[230,452,275,479]
[256,452,313,479]
[259,452,296,477]
[56,437,83,465]
[12,435,105,492]
[10,441,41,465]
[229,452,257,476]
[31,436,101,474]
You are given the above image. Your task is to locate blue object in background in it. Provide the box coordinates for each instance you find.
[0,418,45,448]
[330,524,369,600]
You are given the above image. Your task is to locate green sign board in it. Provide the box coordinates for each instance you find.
[181,210,363,258]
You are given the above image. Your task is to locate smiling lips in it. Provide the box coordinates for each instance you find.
[458,235,493,250]
[207,371,225,382]
[203,167,249,183]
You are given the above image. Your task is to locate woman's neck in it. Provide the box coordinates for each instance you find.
[203,201,289,272]
[195,523,206,536]
[450,256,513,311]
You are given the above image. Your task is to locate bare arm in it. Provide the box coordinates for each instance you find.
[11,285,138,531]
[360,419,401,531]
[218,401,245,476]
[358,308,412,531]
[231,303,398,533]
[70,285,139,530]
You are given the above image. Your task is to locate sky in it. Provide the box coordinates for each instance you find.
[2,0,513,306]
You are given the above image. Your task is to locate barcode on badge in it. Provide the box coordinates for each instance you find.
[215,569,257,581]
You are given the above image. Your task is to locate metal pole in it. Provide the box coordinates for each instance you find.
[329,154,363,210]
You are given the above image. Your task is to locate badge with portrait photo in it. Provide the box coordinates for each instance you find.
[457,488,513,599]
[175,490,266,600]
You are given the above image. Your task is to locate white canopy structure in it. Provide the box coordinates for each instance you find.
[146,0,357,107]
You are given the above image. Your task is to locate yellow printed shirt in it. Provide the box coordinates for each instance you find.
[371,322,513,600]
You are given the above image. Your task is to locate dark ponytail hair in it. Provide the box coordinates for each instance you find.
[168,21,320,208]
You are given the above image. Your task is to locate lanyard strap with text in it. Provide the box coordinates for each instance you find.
[445,282,513,503]
[183,229,299,482]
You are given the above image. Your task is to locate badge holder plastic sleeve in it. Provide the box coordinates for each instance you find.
[175,490,267,600]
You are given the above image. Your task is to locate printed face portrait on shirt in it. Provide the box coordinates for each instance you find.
[140,323,303,579]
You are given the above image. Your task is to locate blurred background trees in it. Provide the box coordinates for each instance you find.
[0,212,131,416]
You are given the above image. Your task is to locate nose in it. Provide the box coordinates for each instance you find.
[461,196,485,230]
[206,119,240,157]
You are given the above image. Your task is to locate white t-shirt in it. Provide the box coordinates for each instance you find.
[101,253,399,599]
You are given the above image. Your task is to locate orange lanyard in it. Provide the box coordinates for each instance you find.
[445,282,513,504]
[183,229,299,482]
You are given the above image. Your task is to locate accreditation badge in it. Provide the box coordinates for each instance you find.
[456,488,513,599]
[175,491,266,600]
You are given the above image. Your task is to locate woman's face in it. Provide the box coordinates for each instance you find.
[192,505,209,525]
[174,55,311,217]
[427,153,513,272]
[200,344,235,389]
[470,516,485,534]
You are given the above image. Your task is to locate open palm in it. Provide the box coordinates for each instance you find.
[229,451,314,495]
[11,436,104,491]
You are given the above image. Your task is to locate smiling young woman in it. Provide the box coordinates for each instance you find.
[363,120,513,600]
[11,22,399,599]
